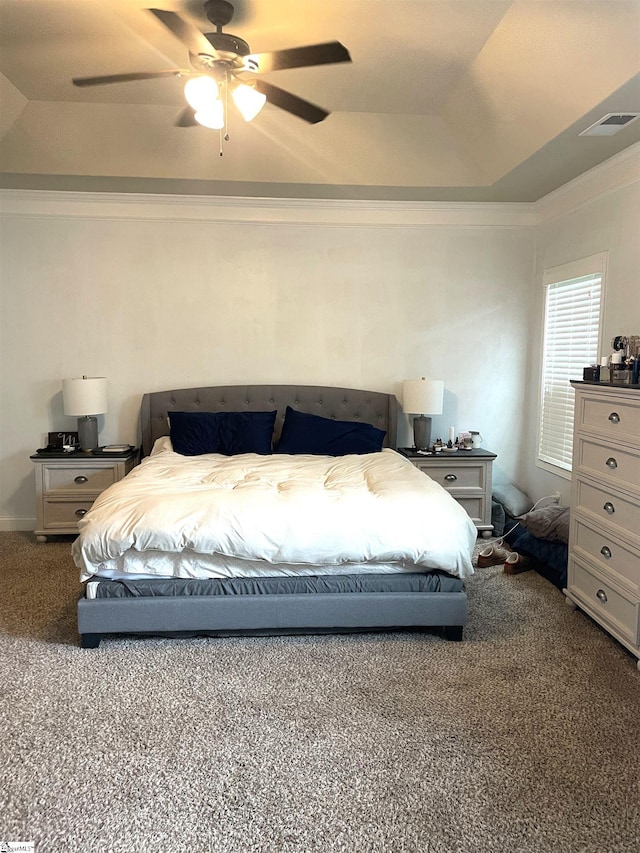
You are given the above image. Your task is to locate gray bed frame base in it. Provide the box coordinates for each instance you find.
[78,384,468,648]
[78,591,467,647]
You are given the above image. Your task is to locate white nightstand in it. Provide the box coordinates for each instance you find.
[31,448,138,541]
[399,447,496,536]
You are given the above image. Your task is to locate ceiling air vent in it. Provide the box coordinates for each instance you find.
[579,113,640,137]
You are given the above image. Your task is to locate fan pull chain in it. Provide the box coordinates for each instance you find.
[224,70,230,146]
[216,70,230,156]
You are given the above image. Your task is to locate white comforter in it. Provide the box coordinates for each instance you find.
[73,441,476,582]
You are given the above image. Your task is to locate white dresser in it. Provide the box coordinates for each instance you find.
[566,382,640,669]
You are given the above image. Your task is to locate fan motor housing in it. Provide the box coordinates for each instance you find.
[190,32,251,73]
[205,32,250,57]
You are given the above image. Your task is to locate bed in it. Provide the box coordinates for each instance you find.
[74,384,477,647]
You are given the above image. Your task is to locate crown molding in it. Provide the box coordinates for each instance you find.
[535,142,640,226]
[0,189,536,229]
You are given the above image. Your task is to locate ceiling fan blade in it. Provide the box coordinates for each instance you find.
[148,8,218,57]
[175,106,199,127]
[244,41,351,74]
[255,80,329,124]
[73,69,189,87]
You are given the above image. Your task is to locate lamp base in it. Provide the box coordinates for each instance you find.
[413,415,432,451]
[77,416,98,451]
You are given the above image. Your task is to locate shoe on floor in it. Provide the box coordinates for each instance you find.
[503,552,531,574]
[477,540,510,568]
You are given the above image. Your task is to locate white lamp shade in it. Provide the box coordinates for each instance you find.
[62,377,108,416]
[402,378,444,414]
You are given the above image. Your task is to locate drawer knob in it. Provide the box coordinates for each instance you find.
[607,412,620,424]
[75,508,87,518]
[596,588,608,603]
[74,475,88,484]
[603,501,615,515]
[600,545,612,560]
[444,474,457,482]
[605,457,618,470]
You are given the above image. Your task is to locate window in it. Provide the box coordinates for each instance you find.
[538,254,606,475]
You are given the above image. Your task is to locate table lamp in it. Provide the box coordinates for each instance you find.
[402,378,444,451]
[62,376,108,451]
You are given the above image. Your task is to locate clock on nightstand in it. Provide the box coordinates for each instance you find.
[30,447,138,541]
[398,447,496,537]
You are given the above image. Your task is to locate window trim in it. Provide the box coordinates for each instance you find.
[536,252,607,479]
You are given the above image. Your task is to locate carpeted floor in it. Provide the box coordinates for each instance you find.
[1,531,639,853]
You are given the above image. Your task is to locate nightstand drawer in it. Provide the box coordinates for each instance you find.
[454,496,485,525]
[417,462,485,490]
[573,518,640,591]
[43,465,118,494]
[43,499,94,528]
[569,558,639,645]
[575,478,640,542]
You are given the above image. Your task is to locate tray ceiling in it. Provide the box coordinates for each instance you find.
[1,0,639,201]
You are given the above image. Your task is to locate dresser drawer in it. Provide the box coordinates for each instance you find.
[575,478,640,542]
[569,558,639,645]
[575,438,640,494]
[43,499,94,528]
[42,465,118,494]
[573,518,640,591]
[416,462,486,490]
[578,394,640,444]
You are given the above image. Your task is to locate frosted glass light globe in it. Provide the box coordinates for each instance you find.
[184,76,219,111]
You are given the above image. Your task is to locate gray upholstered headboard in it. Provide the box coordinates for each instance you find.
[140,384,398,457]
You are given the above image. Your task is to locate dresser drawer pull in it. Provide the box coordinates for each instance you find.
[603,501,615,515]
[596,589,608,603]
[605,457,618,470]
[74,475,88,484]
[444,474,457,482]
[607,412,620,424]
[600,546,612,560]
[75,508,88,518]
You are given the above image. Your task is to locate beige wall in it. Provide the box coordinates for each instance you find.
[1,143,638,529]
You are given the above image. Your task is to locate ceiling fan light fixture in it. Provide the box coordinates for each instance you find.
[194,101,225,129]
[184,75,219,111]
[71,2,352,138]
[232,83,267,122]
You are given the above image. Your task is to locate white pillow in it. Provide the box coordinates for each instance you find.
[150,435,173,456]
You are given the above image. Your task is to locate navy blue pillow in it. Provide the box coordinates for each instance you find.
[274,406,385,456]
[169,411,276,456]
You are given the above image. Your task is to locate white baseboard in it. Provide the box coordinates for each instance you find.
[0,517,36,532]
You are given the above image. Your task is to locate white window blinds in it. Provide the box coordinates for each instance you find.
[538,273,603,472]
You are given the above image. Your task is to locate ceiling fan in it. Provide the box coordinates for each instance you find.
[72,0,351,142]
